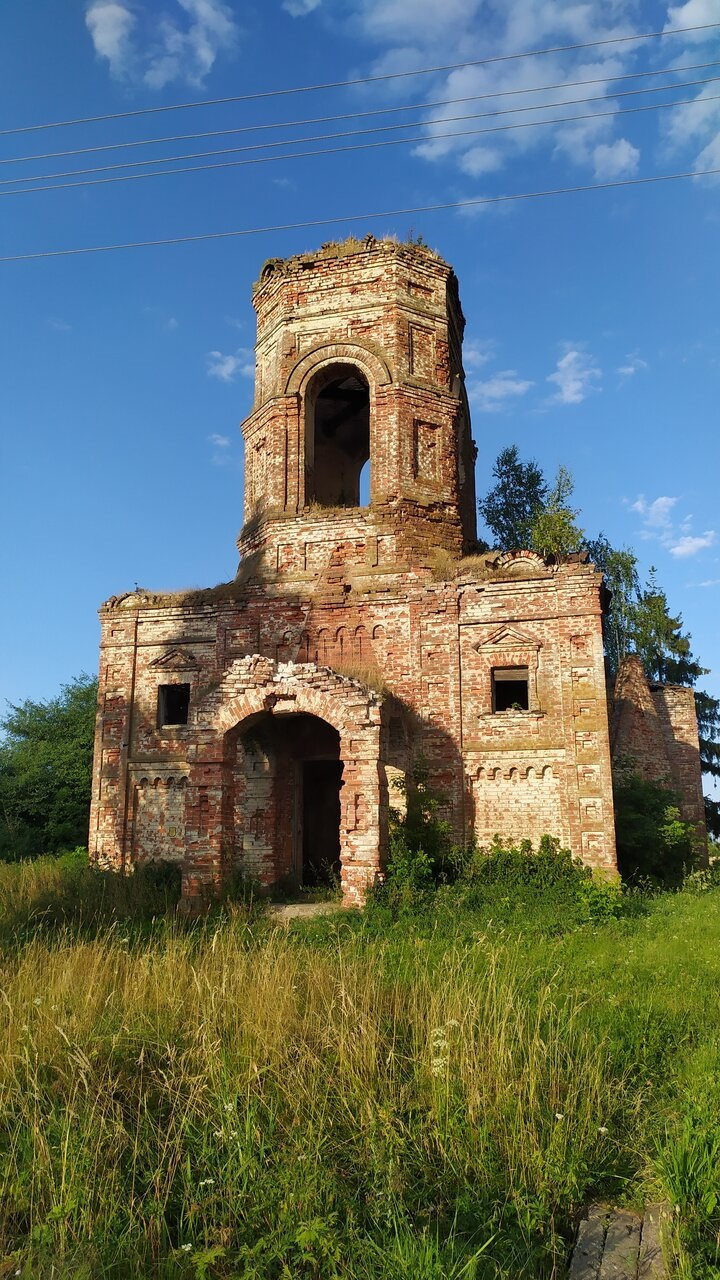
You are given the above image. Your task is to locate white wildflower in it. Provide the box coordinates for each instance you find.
[198,1179,215,1188]
[555,1113,564,1120]
[598,1126,608,1135]
[181,1243,193,1252]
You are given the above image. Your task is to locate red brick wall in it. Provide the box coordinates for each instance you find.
[90,240,623,902]
[611,654,706,849]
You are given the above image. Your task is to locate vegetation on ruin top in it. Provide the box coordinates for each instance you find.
[254,232,446,290]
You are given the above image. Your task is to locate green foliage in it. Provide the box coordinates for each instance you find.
[1,851,720,1274]
[529,465,585,560]
[613,771,700,885]
[378,783,625,930]
[0,674,98,860]
[0,848,182,942]
[630,567,707,686]
[586,535,640,677]
[477,445,548,550]
[654,1104,720,1276]
[375,763,454,914]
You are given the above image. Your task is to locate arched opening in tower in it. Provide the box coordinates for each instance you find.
[309,368,370,507]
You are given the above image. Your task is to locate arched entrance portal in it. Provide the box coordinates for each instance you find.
[185,656,386,907]
[225,711,344,889]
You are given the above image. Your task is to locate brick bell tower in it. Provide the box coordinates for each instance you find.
[91,235,643,911]
[238,236,477,579]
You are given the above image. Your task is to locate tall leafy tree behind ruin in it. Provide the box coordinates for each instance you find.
[479,449,720,835]
[625,569,720,836]
[478,445,547,550]
[0,674,97,859]
[586,534,641,678]
[529,466,585,561]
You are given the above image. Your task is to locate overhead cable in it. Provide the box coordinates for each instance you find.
[3,93,717,198]
[3,58,718,168]
[2,167,718,262]
[1,22,718,138]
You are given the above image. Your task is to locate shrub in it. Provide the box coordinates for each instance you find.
[613,772,700,885]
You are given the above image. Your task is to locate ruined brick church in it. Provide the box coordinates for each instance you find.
[89,237,705,906]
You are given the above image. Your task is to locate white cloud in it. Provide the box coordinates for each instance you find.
[47,317,72,333]
[86,0,237,89]
[209,433,230,447]
[696,578,720,587]
[458,146,504,178]
[469,369,533,412]
[314,2,656,186]
[630,493,715,559]
[85,2,135,76]
[283,0,322,13]
[290,1,718,190]
[206,347,254,382]
[669,531,716,558]
[547,347,601,405]
[166,316,179,331]
[463,338,496,369]
[631,494,677,529]
[617,353,648,378]
[664,0,720,40]
[592,137,639,180]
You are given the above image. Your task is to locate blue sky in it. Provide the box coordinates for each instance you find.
[1,0,718,729]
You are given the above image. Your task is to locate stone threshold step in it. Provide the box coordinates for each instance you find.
[569,1203,669,1279]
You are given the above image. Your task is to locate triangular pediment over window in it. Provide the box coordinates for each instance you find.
[474,625,542,652]
[149,648,199,671]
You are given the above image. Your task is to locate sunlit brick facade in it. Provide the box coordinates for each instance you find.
[89,238,705,906]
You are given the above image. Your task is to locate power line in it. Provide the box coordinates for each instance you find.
[2,167,718,262]
[2,22,718,138]
[6,73,717,190]
[4,59,718,168]
[3,93,717,198]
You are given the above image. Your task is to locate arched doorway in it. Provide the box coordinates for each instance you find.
[305,364,370,507]
[225,710,343,889]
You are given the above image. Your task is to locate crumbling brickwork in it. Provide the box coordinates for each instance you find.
[94,235,704,905]
[611,654,706,846]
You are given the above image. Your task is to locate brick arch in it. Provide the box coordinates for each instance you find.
[284,341,392,397]
[190,657,384,906]
[203,657,382,736]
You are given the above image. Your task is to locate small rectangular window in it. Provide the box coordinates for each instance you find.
[158,683,190,727]
[492,667,529,713]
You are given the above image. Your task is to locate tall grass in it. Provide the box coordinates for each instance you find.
[0,923,625,1277]
[0,857,719,1276]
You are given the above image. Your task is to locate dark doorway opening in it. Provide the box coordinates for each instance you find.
[302,759,343,885]
[227,712,343,892]
[310,368,370,507]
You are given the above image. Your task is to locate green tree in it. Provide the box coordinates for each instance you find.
[629,567,706,685]
[478,445,547,550]
[616,566,719,839]
[529,465,585,561]
[586,535,640,677]
[613,770,699,885]
[0,674,98,859]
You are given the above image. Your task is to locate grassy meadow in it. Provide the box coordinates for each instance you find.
[0,851,719,1278]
